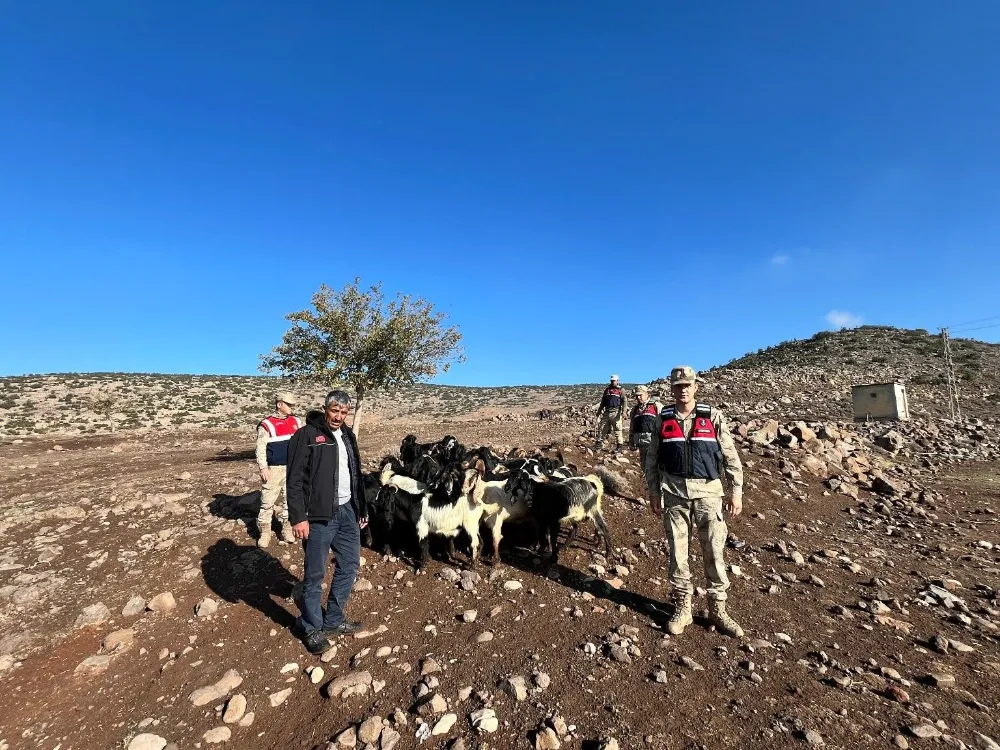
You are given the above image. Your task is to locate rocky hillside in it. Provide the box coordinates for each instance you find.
[651,326,1000,423]
[0,374,607,437]
[2,326,998,438]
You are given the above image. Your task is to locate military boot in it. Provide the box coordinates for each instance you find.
[708,599,744,638]
[257,531,272,549]
[280,521,295,544]
[667,594,693,635]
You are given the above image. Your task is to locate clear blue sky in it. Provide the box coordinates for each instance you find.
[2,1,998,385]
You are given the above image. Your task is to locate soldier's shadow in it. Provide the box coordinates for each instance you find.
[201,538,299,630]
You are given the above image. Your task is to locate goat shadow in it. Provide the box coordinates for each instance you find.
[498,526,674,629]
[201,538,299,630]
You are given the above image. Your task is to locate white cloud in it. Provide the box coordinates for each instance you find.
[770,254,790,266]
[825,310,863,329]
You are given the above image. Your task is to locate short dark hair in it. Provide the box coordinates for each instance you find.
[325,390,351,407]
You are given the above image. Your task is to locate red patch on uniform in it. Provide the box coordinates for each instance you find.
[315,436,326,444]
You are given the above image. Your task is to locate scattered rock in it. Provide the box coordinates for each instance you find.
[534,726,561,749]
[190,670,243,706]
[470,708,499,733]
[121,596,146,617]
[908,724,942,739]
[802,729,824,746]
[203,726,231,744]
[102,628,135,654]
[679,656,704,671]
[502,675,528,701]
[269,688,292,707]
[146,592,176,613]
[74,655,111,677]
[926,672,956,688]
[127,735,167,750]
[421,657,442,676]
[324,671,373,699]
[222,694,247,724]
[333,727,358,748]
[432,713,457,735]
[195,597,219,617]
[74,603,111,629]
[358,716,383,744]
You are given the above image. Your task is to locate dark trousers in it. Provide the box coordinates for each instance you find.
[297,502,360,634]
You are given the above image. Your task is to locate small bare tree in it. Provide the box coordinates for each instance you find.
[87,387,118,433]
[260,279,464,436]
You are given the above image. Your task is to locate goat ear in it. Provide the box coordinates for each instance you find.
[462,469,478,494]
[474,458,485,476]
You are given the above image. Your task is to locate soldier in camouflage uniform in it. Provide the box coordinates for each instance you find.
[255,392,303,547]
[643,366,745,637]
[628,384,661,474]
[595,374,625,452]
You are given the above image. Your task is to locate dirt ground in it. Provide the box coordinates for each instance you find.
[1,417,999,750]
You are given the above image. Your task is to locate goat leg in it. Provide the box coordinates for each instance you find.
[564,521,581,550]
[415,535,431,572]
[594,510,613,558]
[548,519,562,565]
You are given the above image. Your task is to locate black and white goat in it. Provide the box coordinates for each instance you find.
[504,469,612,564]
[400,434,466,466]
[379,457,484,569]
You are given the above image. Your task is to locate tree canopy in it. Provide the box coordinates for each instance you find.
[260,279,464,434]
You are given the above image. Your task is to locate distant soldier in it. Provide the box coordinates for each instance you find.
[595,374,625,452]
[255,392,303,548]
[628,385,661,471]
[643,366,745,638]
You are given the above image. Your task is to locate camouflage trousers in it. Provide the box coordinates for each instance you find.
[257,465,289,534]
[596,413,623,448]
[662,492,730,601]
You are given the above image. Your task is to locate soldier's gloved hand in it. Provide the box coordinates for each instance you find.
[260,467,271,484]
[726,492,743,518]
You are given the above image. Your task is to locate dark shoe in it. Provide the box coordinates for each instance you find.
[323,620,363,637]
[302,629,332,655]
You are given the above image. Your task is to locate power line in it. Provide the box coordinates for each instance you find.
[945,314,1000,329]
[949,322,1000,335]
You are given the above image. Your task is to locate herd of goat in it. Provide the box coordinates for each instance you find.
[358,434,617,569]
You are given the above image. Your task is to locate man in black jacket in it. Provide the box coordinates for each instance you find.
[286,390,369,655]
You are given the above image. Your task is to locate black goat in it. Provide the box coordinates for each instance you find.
[504,469,611,564]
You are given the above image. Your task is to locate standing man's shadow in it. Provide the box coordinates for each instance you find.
[201,538,299,630]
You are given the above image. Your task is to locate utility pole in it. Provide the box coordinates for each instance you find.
[941,327,962,420]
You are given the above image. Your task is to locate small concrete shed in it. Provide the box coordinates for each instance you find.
[851,382,910,421]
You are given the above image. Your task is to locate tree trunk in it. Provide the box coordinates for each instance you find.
[352,386,367,437]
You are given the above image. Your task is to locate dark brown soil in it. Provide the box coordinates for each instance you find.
[1,420,999,750]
